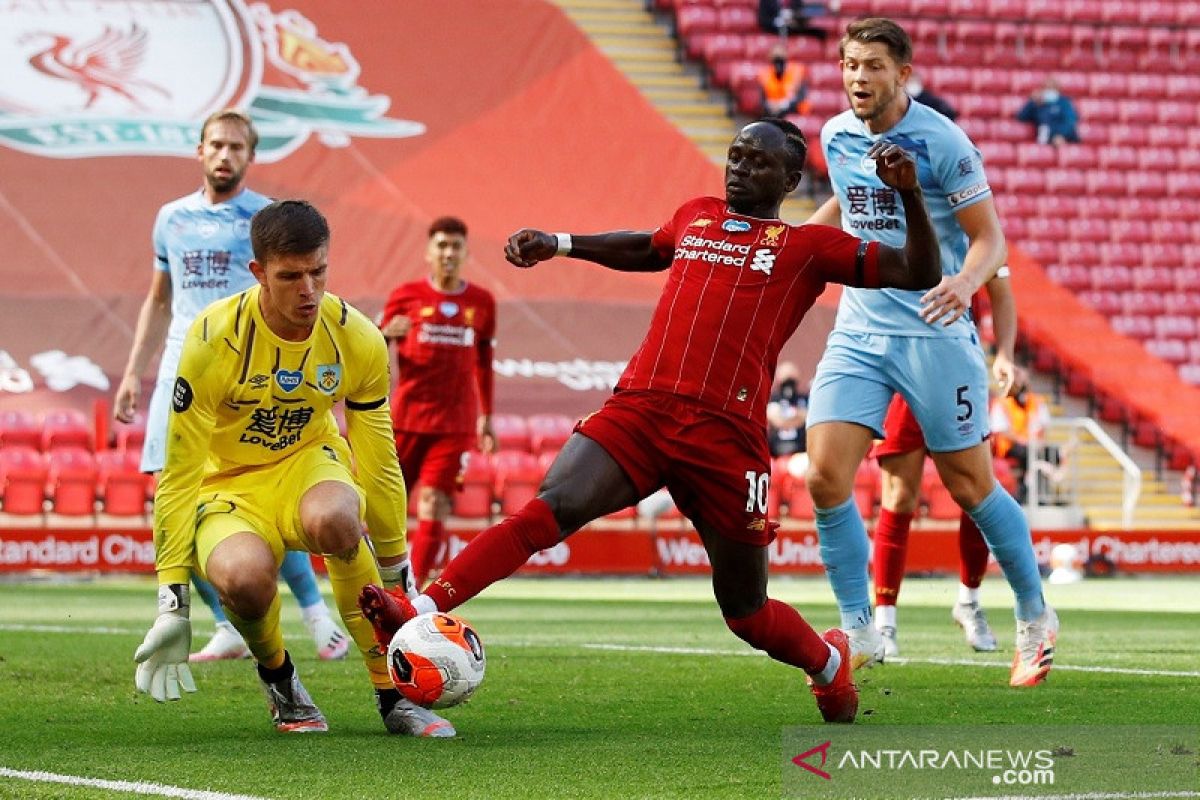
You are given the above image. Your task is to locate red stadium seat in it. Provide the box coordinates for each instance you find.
[1085,170,1125,195]
[0,409,42,450]
[785,474,815,521]
[1080,98,1123,123]
[490,413,530,452]
[1045,264,1091,291]
[1045,169,1086,196]
[1096,145,1136,170]
[1122,290,1166,315]
[1175,269,1200,292]
[1146,339,1188,365]
[1078,290,1123,315]
[1100,241,1142,267]
[49,452,96,513]
[0,446,48,515]
[1092,265,1134,291]
[979,141,1016,169]
[1025,216,1068,241]
[1020,239,1058,264]
[113,411,148,456]
[1100,0,1139,23]
[492,450,541,516]
[1088,72,1129,98]
[920,460,958,520]
[852,460,879,520]
[1165,75,1200,101]
[1066,218,1107,242]
[715,5,756,33]
[41,408,92,452]
[1138,1,1176,26]
[1015,143,1056,169]
[1110,314,1154,339]
[526,413,574,455]
[1105,125,1142,147]
[1005,168,1045,194]
[453,452,494,520]
[1057,240,1102,268]
[1131,267,1175,292]
[96,450,151,517]
[1167,172,1200,198]
[1154,316,1198,339]
[1118,100,1158,125]
[1163,292,1200,315]
[1142,243,1185,269]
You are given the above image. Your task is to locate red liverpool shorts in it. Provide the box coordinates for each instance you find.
[393,431,473,494]
[576,390,775,545]
[870,394,928,460]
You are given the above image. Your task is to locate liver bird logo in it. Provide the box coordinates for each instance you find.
[21,24,168,110]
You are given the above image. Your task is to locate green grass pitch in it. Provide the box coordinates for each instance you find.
[0,576,1196,799]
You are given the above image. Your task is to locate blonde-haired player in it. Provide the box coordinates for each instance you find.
[132,199,453,736]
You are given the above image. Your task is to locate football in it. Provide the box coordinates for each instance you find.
[387,612,486,709]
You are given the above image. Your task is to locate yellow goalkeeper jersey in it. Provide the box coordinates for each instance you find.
[153,285,406,584]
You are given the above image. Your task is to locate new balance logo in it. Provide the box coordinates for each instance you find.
[750,248,776,275]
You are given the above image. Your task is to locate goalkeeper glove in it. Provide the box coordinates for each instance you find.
[134,584,197,702]
[378,556,417,599]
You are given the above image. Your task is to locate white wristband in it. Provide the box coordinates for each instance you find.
[996,265,1011,278]
[554,233,573,256]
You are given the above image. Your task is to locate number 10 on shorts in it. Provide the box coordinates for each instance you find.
[745,471,769,513]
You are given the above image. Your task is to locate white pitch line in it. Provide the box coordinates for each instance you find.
[0,768,274,800]
[5,623,1198,679]
[579,643,1200,678]
[950,792,1200,800]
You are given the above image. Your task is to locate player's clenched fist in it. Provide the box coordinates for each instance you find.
[134,584,197,703]
[504,229,557,268]
[868,141,919,192]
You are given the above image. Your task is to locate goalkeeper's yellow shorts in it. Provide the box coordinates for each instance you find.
[193,436,366,578]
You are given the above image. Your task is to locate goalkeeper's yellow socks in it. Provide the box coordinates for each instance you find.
[325,539,392,690]
[225,592,285,668]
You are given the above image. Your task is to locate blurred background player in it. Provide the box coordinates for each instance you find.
[380,216,496,589]
[111,109,348,663]
[803,18,1057,688]
[360,118,945,726]
[132,200,451,737]
[871,270,1018,658]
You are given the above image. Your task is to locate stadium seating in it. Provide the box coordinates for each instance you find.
[665,0,1200,466]
[492,449,542,516]
[41,408,92,452]
[453,452,495,520]
[0,409,42,450]
[95,450,152,517]
[0,446,48,515]
[46,447,98,516]
[526,413,575,455]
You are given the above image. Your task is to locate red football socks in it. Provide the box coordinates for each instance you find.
[873,508,914,607]
[424,497,560,613]
[725,599,830,673]
[958,512,990,589]
[409,519,445,588]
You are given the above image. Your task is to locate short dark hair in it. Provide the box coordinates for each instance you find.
[251,200,330,263]
[754,117,808,172]
[839,17,913,66]
[428,216,468,238]
[199,108,259,153]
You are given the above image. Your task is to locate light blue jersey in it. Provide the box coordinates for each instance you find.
[142,187,270,472]
[821,99,991,338]
[152,187,272,346]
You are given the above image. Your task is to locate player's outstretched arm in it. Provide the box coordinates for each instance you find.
[869,142,940,291]
[505,229,671,273]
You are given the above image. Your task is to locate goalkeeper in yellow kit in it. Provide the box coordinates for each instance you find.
[133,199,454,737]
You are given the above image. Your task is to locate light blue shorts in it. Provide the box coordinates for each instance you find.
[140,339,184,473]
[806,330,990,453]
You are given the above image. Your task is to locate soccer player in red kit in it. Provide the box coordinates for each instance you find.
[380,216,497,588]
[362,118,942,724]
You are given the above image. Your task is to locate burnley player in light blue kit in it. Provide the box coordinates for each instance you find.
[803,18,1057,688]
[113,109,350,664]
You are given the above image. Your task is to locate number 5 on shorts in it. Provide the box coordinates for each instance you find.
[956,385,973,422]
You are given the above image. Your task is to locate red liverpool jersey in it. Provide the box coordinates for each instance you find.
[619,196,881,427]
[382,279,496,434]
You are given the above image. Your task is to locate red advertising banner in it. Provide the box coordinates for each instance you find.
[2,526,1199,575]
